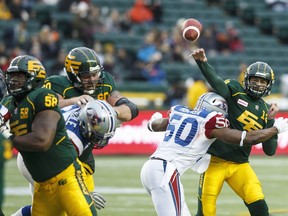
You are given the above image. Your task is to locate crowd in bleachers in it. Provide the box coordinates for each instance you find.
[0,0,245,77]
[6,0,288,108]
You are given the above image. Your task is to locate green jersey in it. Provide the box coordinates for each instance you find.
[43,72,117,172]
[196,61,277,163]
[44,72,117,100]
[1,88,77,182]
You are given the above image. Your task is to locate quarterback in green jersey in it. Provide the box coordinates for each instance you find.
[192,48,278,216]
[43,47,139,200]
[1,55,97,215]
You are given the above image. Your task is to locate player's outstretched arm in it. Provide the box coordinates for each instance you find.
[147,112,168,132]
[211,117,288,146]
[191,48,230,98]
[107,90,139,122]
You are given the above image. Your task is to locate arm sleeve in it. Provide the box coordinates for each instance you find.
[195,60,230,98]
[204,113,229,139]
[261,119,278,156]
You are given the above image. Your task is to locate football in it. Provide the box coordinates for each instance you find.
[182,18,203,42]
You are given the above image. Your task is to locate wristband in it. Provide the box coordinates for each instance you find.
[147,120,154,132]
[239,131,247,147]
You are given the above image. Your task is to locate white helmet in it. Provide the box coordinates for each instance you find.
[194,92,228,117]
[79,100,121,149]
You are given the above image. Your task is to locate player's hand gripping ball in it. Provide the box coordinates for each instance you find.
[182,18,203,42]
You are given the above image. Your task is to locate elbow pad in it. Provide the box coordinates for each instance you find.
[115,97,139,120]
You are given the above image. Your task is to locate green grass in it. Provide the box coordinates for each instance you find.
[3,156,288,216]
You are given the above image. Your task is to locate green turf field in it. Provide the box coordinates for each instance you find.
[3,155,288,216]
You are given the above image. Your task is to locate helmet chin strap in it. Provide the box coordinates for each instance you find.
[84,89,95,95]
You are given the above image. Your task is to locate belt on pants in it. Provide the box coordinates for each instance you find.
[150,157,167,162]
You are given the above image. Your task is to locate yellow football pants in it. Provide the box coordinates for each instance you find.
[32,159,97,216]
[198,156,265,216]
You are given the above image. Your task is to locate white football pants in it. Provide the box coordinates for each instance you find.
[140,159,191,216]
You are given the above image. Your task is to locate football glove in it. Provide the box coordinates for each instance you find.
[147,112,163,132]
[273,117,288,134]
[90,191,106,210]
[0,123,13,139]
[0,114,13,139]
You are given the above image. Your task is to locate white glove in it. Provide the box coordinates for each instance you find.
[0,113,12,139]
[147,112,163,132]
[0,124,13,139]
[273,117,288,134]
[90,191,106,210]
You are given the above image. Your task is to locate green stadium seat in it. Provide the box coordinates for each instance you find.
[61,39,85,52]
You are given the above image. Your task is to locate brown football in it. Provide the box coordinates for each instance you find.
[182,18,203,42]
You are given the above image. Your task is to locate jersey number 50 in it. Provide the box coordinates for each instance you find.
[163,113,198,147]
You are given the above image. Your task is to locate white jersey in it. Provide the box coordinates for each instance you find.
[61,104,90,156]
[151,105,229,174]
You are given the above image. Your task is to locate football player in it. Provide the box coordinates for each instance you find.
[142,92,288,216]
[12,99,121,216]
[43,47,138,196]
[192,48,278,216]
[0,55,98,215]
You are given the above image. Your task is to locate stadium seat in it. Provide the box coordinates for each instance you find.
[61,39,85,51]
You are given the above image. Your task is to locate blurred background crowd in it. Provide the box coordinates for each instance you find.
[0,0,288,110]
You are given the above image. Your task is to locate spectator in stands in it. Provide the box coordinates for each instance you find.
[199,26,218,57]
[118,11,133,32]
[38,25,61,59]
[265,0,288,12]
[226,22,244,53]
[164,80,186,107]
[2,21,31,51]
[140,52,166,85]
[137,31,159,63]
[128,0,154,24]
[114,48,136,82]
[102,43,117,78]
[229,35,244,53]
[144,0,163,23]
[7,0,30,21]
[50,49,66,76]
[186,77,210,109]
[29,34,43,61]
[0,0,12,20]
[216,32,230,54]
[70,0,92,44]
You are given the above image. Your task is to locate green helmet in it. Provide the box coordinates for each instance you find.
[243,61,275,99]
[64,47,104,95]
[5,55,46,98]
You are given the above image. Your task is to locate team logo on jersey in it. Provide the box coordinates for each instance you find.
[255,105,259,110]
[237,99,248,107]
